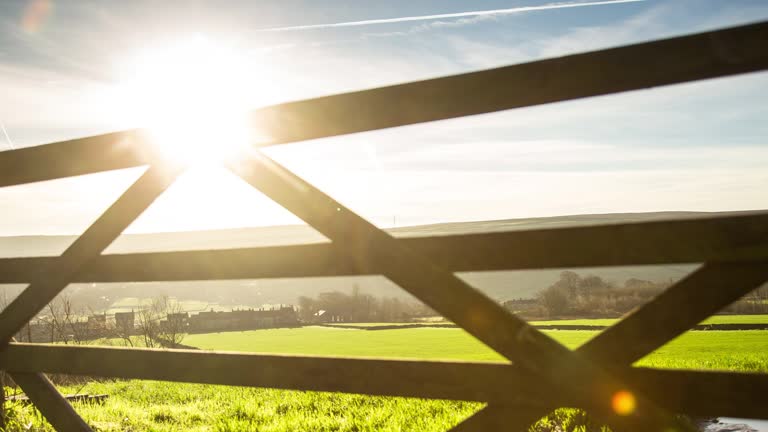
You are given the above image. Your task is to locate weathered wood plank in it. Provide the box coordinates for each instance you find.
[2,344,766,420]
[1,212,766,283]
[0,131,157,188]
[10,372,92,432]
[247,21,768,147]
[628,368,768,420]
[0,165,181,343]
[1,21,766,187]
[0,343,527,404]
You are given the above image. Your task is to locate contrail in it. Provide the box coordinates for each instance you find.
[260,0,645,32]
[0,121,15,150]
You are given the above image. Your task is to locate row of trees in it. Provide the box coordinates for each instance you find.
[721,283,768,314]
[534,271,768,318]
[536,271,671,317]
[298,286,433,323]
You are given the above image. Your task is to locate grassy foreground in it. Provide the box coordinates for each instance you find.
[5,327,767,431]
[5,382,482,432]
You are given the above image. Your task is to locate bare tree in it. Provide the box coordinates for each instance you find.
[136,302,161,348]
[40,294,93,344]
[158,297,188,347]
[136,296,187,348]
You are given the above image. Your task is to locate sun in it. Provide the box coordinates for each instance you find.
[116,36,264,165]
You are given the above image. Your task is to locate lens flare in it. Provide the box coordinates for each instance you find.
[21,0,52,34]
[611,390,636,416]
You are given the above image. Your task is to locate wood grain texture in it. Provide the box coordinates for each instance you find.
[1,212,767,283]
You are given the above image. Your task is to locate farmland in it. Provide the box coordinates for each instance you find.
[6,325,768,431]
[185,326,768,372]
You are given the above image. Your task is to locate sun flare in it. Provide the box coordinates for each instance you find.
[117,36,264,165]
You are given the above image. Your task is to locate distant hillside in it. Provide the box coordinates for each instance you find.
[1,210,762,309]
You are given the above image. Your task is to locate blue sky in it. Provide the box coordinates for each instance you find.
[1,0,767,235]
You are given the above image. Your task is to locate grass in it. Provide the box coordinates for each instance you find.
[6,326,767,431]
[4,378,483,431]
[186,327,505,361]
[5,381,603,432]
[185,327,768,372]
[5,381,480,432]
[634,330,768,371]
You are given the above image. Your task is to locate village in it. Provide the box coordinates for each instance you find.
[15,305,300,344]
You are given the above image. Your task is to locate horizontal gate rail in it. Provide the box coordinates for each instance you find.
[0,21,766,188]
[1,343,767,420]
[1,211,767,283]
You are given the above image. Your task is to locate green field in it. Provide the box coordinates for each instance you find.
[185,327,768,372]
[188,327,505,361]
[7,326,768,431]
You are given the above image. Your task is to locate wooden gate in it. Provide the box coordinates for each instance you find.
[1,21,767,431]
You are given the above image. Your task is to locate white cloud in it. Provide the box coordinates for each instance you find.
[0,63,127,145]
[259,0,646,32]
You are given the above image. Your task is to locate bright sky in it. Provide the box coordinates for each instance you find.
[1,0,767,235]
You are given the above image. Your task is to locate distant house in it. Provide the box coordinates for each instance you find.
[160,312,190,331]
[313,308,349,323]
[115,311,135,330]
[167,312,189,324]
[502,298,540,315]
[187,306,297,332]
[87,314,107,329]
